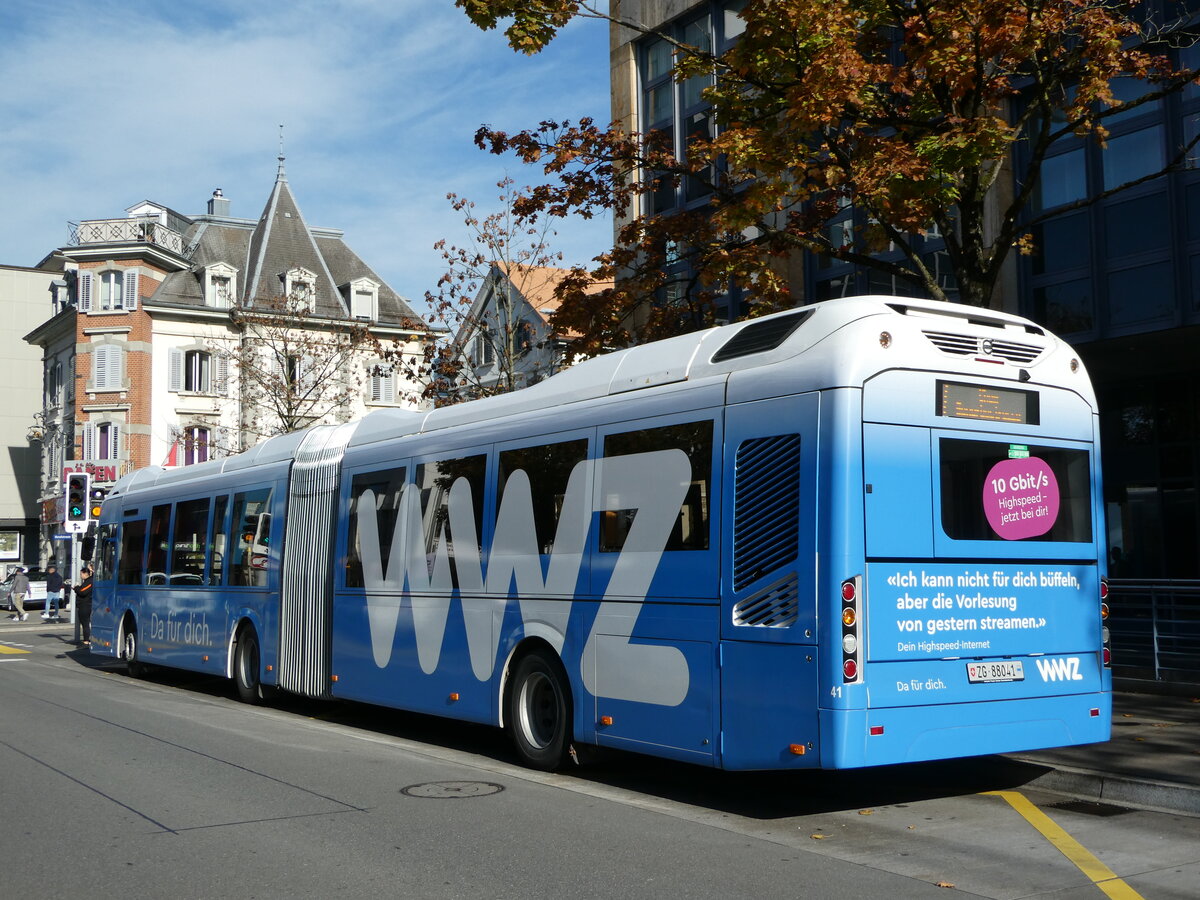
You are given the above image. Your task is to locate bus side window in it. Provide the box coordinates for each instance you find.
[498,439,588,554]
[169,498,210,586]
[118,520,148,585]
[95,523,118,582]
[600,420,714,552]
[416,455,487,557]
[146,505,171,585]
[346,467,407,588]
[209,494,229,585]
[231,488,273,587]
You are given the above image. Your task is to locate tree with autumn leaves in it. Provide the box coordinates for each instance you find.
[458,0,1200,356]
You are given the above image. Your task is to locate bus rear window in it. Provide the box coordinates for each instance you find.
[939,438,1092,543]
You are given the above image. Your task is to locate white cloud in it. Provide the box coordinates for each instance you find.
[0,0,613,307]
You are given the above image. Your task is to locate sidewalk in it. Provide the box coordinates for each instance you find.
[3,617,1196,814]
[1006,688,1200,816]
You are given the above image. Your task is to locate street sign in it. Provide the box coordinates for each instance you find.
[52,533,72,541]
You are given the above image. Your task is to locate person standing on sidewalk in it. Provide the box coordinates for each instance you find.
[75,566,94,645]
[8,567,30,621]
[42,564,63,621]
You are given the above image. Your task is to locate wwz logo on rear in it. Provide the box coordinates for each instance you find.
[1034,657,1083,681]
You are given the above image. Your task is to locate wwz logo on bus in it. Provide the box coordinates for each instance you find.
[356,450,692,707]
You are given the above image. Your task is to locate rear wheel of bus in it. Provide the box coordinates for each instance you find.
[234,627,266,704]
[507,649,572,771]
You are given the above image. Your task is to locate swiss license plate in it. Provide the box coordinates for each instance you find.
[966,660,1025,683]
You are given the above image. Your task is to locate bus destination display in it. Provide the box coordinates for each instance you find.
[937,381,1039,424]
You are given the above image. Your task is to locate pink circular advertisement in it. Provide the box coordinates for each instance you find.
[982,457,1060,540]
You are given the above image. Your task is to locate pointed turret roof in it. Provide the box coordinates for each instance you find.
[146,160,423,327]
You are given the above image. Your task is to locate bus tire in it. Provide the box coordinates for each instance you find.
[123,622,146,678]
[507,649,572,772]
[233,629,266,704]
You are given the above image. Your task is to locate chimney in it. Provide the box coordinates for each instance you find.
[207,188,231,217]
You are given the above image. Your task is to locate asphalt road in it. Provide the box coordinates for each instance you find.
[1,628,1196,899]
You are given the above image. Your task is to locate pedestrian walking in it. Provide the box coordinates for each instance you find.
[75,566,94,645]
[42,564,63,620]
[8,567,30,621]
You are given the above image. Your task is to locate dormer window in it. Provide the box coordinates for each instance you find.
[203,263,238,308]
[283,267,317,311]
[346,277,379,320]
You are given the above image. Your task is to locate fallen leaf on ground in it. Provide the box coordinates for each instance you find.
[936,881,955,889]
[810,833,828,840]
[858,809,874,815]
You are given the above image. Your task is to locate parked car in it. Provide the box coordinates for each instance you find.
[0,567,50,611]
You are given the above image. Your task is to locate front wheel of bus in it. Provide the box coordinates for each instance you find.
[234,630,264,705]
[508,650,572,772]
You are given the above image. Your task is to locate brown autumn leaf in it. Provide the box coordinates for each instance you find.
[859,809,875,815]
[936,881,956,889]
[810,833,828,840]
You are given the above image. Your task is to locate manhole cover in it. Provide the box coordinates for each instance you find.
[401,781,505,799]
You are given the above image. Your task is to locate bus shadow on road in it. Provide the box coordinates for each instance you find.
[79,656,1057,820]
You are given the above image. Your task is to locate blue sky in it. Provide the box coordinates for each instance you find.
[0,0,613,315]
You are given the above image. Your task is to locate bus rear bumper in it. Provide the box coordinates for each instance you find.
[819,691,1112,768]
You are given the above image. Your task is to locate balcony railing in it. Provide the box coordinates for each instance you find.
[69,217,185,256]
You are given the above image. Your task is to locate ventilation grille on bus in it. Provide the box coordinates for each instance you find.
[712,309,814,363]
[733,433,802,592]
[733,573,800,627]
[922,330,1043,364]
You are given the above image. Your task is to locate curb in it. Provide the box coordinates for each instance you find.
[1010,757,1200,818]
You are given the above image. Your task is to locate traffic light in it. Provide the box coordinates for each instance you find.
[89,485,108,520]
[66,472,90,524]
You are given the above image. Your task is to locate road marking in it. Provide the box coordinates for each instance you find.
[0,644,31,655]
[985,791,1144,900]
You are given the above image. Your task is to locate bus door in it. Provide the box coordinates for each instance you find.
[718,392,820,768]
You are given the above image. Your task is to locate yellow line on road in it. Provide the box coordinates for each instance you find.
[0,645,30,655]
[984,791,1144,900]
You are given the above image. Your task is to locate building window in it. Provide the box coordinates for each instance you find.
[348,278,379,320]
[92,344,123,391]
[78,269,137,313]
[46,361,63,407]
[369,364,396,404]
[98,271,123,310]
[169,347,227,394]
[203,263,237,308]
[185,350,210,392]
[283,267,317,311]
[474,326,495,366]
[82,421,121,461]
[183,426,211,466]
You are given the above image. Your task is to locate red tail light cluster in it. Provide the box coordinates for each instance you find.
[1100,577,1111,667]
[842,576,863,683]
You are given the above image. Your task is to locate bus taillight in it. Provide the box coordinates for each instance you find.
[1100,578,1111,667]
[841,576,863,683]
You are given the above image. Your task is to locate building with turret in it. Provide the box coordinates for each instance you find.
[24,159,431,564]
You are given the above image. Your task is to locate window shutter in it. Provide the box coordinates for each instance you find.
[78,272,92,311]
[109,423,121,460]
[168,348,183,392]
[381,369,395,404]
[215,353,229,396]
[82,423,96,461]
[95,345,121,390]
[122,270,139,310]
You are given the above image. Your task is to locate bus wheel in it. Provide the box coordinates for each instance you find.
[234,629,264,705]
[123,624,145,678]
[507,650,572,771]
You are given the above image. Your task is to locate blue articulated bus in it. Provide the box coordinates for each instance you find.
[90,296,1111,771]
